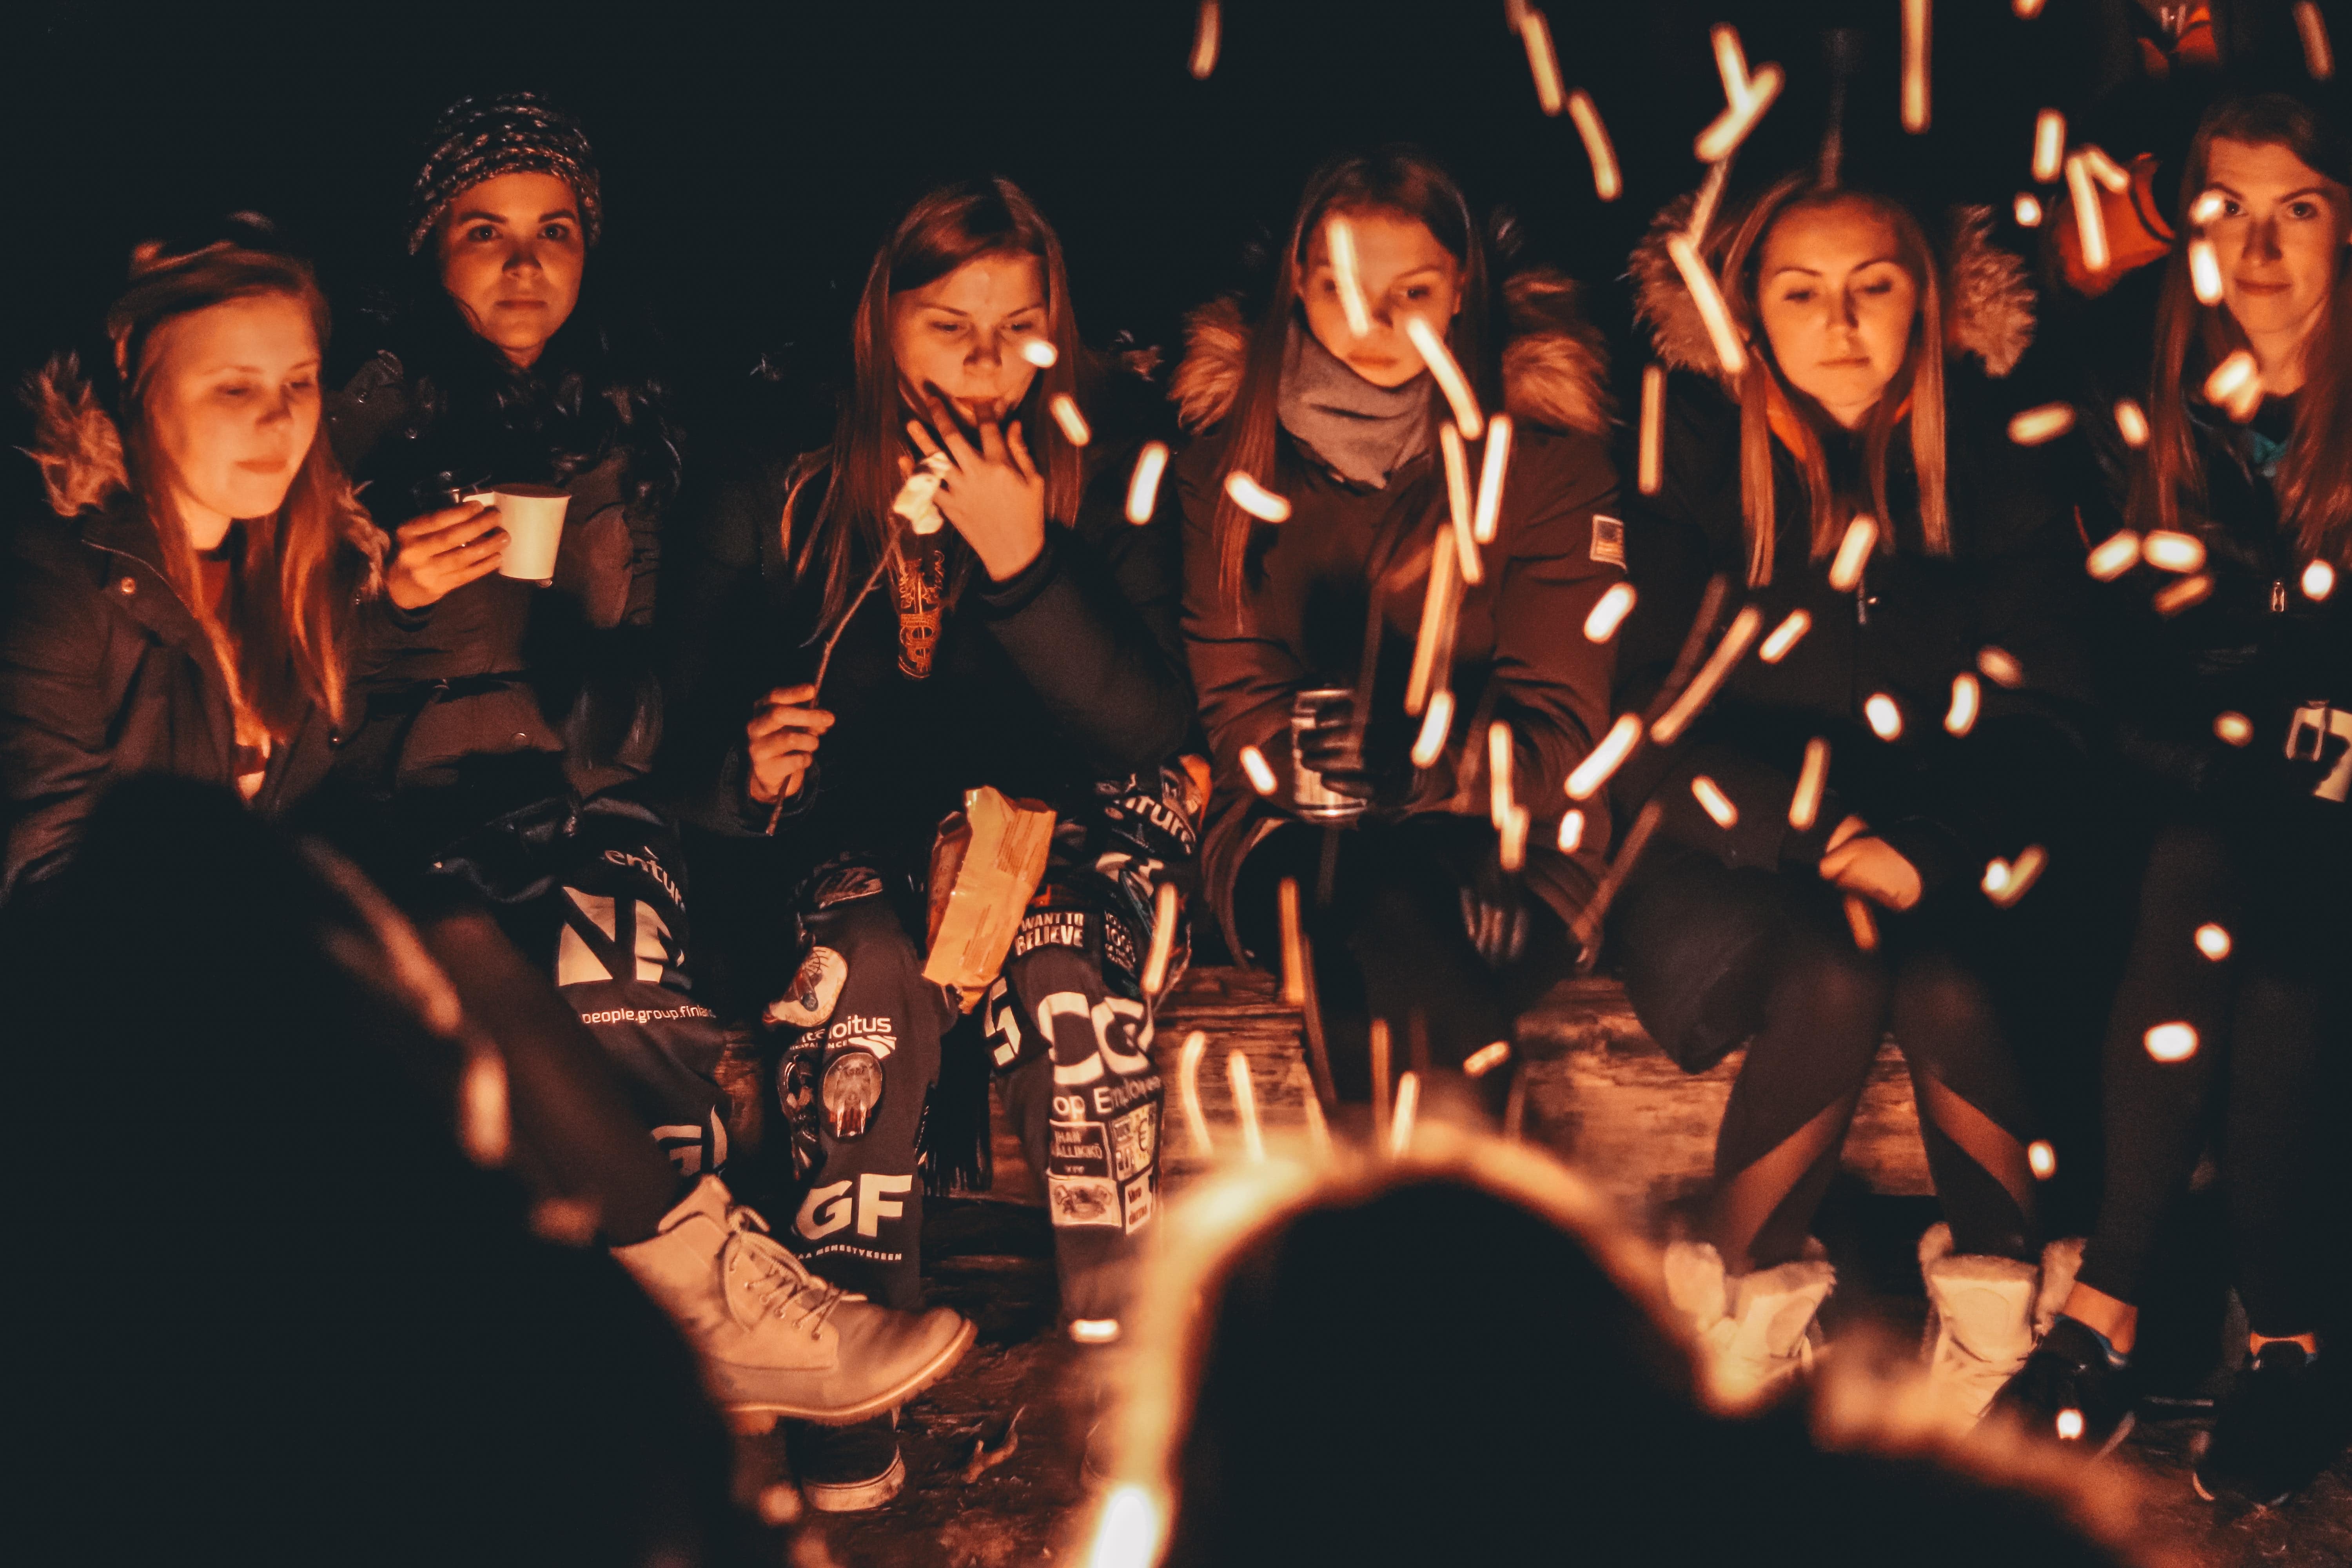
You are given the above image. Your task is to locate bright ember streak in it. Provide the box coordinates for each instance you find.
[1638,364,1666,495]
[1049,393,1091,447]
[1225,471,1291,523]
[2014,0,2046,20]
[2143,531,2207,573]
[1089,1485,1163,1568]
[1227,1051,1265,1161]
[2190,238,2224,304]
[1519,8,1566,115]
[1177,1031,1213,1157]
[1691,775,1739,828]
[1828,514,1879,591]
[2056,1408,2086,1441]
[2154,573,2214,615]
[1238,744,1278,795]
[1188,1,1220,80]
[1568,91,1622,201]
[2114,399,2151,447]
[1463,1040,1512,1078]
[1388,1071,1421,1154]
[1695,63,1782,163]
[1140,881,1180,997]
[1585,582,1637,642]
[2205,349,2259,417]
[1405,316,1485,440]
[1405,525,1459,715]
[2298,0,2336,80]
[1760,608,1811,663]
[1558,808,1586,852]
[2081,144,2131,193]
[1865,692,1904,740]
[2190,189,2227,226]
[2014,193,2043,227]
[1902,0,1931,133]
[1441,422,1482,584]
[1845,895,1880,952]
[1474,413,1513,544]
[2032,111,2066,183]
[2214,711,2254,746]
[1499,803,1530,872]
[1326,216,1372,338]
[1789,738,1829,830]
[2303,559,2337,601]
[1650,604,1763,745]
[2008,403,2076,445]
[1946,671,1980,735]
[1666,232,1748,378]
[1978,646,2025,687]
[1125,441,1170,524]
[1488,720,1515,829]
[2144,1022,2199,1063]
[2194,922,2233,960]
[1020,338,1058,368]
[1712,24,1750,99]
[1987,843,2047,906]
[2086,530,2142,580]
[2067,154,2109,272]
[1567,713,1642,800]
[2029,1140,2057,1179]
[1411,688,1454,768]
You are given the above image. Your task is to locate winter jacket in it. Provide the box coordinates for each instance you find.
[2,367,392,902]
[1171,271,1623,944]
[324,347,665,796]
[1612,205,2099,897]
[659,379,1196,886]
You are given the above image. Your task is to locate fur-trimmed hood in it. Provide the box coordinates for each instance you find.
[1170,266,1613,438]
[1630,195,2036,383]
[20,355,387,590]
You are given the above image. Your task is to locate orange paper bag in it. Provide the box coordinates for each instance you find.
[923,786,1057,1008]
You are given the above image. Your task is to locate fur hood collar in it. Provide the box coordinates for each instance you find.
[21,356,387,590]
[1630,196,2035,383]
[1171,266,1613,437]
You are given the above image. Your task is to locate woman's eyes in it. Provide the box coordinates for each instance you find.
[2289,200,2323,221]
[541,223,573,241]
[466,224,498,242]
[1778,288,1815,305]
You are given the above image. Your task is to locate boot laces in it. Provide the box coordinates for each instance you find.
[719,1203,861,1334]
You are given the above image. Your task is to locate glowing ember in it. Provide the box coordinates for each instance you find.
[2032,110,2066,183]
[1518,7,1566,115]
[2086,530,2141,580]
[1638,364,1666,495]
[1488,720,1516,829]
[1865,692,1904,740]
[1463,1040,1512,1078]
[1789,737,1829,831]
[2189,189,2227,226]
[1650,604,1763,744]
[1019,338,1058,368]
[2302,559,2337,601]
[1388,1070,1421,1154]
[1227,1051,1265,1161]
[1760,608,1812,663]
[1946,671,1980,736]
[1666,232,1748,378]
[1566,713,1642,800]
[2081,144,2131,194]
[1049,392,1091,446]
[1712,25,1750,98]
[1325,216,1373,338]
[1558,807,1586,852]
[1585,582,1637,642]
[1188,2,1220,80]
[2144,1022,2199,1063]
[1125,441,1170,524]
[2194,923,2232,960]
[1691,775,1739,828]
[2298,0,2336,79]
[2114,399,2150,447]
[2213,711,2254,746]
[2190,238,2224,304]
[1473,413,1513,544]
[1405,315,1485,440]
[1902,0,1931,132]
[1069,1318,1121,1348]
[1845,894,1880,951]
[2142,531,2206,573]
[2029,1140,2057,1179]
[2066,154,2109,272]
[2007,403,2076,445]
[1982,857,2012,897]
[1499,803,1530,872]
[2055,1408,2086,1441]
[1695,63,1783,163]
[1441,421,1482,584]
[1225,471,1291,523]
[1987,843,2047,906]
[1828,514,1879,591]
[2154,573,2213,615]
[2014,0,2045,18]
[1088,1484,1163,1568]
[2204,349,2260,418]
[1178,1031,1214,1157]
[1238,744,1278,795]
[2014,193,2043,227]
[1140,880,1180,997]
[1405,526,1459,715]
[1411,688,1454,768]
[462,1051,510,1167]
[1978,646,2024,687]
[757,1484,802,1527]
[1567,91,1622,201]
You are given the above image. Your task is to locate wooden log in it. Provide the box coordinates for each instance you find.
[1152,966,1315,1179]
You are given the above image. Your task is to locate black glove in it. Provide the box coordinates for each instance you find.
[1459,841,1531,969]
[1293,690,1410,807]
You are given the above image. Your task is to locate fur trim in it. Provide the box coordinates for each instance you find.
[1169,266,1613,437]
[1630,198,2036,383]
[2034,1237,2087,1338]
[21,355,129,517]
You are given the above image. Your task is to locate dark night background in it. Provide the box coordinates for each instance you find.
[0,0,2252,455]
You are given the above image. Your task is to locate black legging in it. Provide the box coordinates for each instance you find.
[2074,821,2343,1338]
[1616,846,2040,1272]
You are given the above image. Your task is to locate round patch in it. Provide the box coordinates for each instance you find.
[766,945,847,1030]
[821,1050,884,1140]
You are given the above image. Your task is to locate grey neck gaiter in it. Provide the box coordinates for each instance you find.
[1275,316,1433,489]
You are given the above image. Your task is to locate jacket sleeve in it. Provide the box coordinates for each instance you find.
[1176,442,1313,794]
[975,447,1194,777]
[0,548,116,901]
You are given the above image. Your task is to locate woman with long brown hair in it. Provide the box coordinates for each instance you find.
[663,175,1196,1511]
[1611,168,2101,1416]
[1993,92,2352,1507]
[2,222,394,900]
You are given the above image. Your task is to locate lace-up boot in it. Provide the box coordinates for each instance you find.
[613,1176,973,1430]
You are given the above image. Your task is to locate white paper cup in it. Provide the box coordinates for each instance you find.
[466,485,570,583]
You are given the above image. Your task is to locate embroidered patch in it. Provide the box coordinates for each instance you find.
[1590,514,1627,568]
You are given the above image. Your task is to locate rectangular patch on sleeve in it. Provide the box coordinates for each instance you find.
[1590,514,1626,568]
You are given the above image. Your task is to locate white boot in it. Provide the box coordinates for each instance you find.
[1918,1223,2086,1430]
[1664,1239,1836,1408]
[613,1176,975,1431]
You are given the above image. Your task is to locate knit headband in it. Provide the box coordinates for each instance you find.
[407,91,603,255]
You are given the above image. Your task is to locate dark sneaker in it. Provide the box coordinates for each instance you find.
[1986,1316,2138,1455]
[2194,1344,2346,1508]
[787,1413,905,1513]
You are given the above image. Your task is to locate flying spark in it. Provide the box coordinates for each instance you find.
[1978,646,2024,687]
[1488,721,1516,829]
[1463,1040,1512,1078]
[1225,471,1291,522]
[1405,316,1485,440]
[1020,338,1058,368]
[1789,738,1829,830]
[2204,349,2260,419]
[2055,1408,2085,1441]
[1828,514,1879,591]
[1902,0,1931,132]
[1946,672,1980,735]
[1695,64,1783,163]
[2154,573,2213,615]
[1518,7,1566,115]
[2190,238,2224,304]
[1411,688,1455,768]
[1405,527,1460,715]
[1638,364,1666,494]
[1049,393,1091,446]
[2066,154,2109,272]
[2032,111,2066,183]
[1499,802,1530,872]
[2008,403,2076,445]
[1566,713,1642,800]
[1441,421,1483,584]
[2298,0,2336,79]
[1239,744,1278,795]
[2114,399,2150,447]
[1227,1051,1265,1161]
[1326,216,1372,338]
[2086,530,2142,580]
[1666,232,1748,378]
[2081,144,2131,193]
[1845,895,1880,951]
[2189,189,2227,226]
[2144,1022,2199,1062]
[1986,844,2047,906]
[1188,1,1220,79]
[1140,881,1180,996]
[1125,441,1170,523]
[1585,582,1637,642]
[1473,413,1513,544]
[1691,775,1739,828]
[1865,692,1904,740]
[1388,1071,1421,1154]
[2194,923,2232,960]
[2142,531,2206,573]
[1650,604,1763,745]
[2014,193,2043,227]
[2213,711,2254,746]
[1568,91,1622,201]
[1177,1031,1213,1156]
[1760,608,1811,662]
[2302,559,2337,600]
[2029,1141,2057,1179]
[1558,808,1586,852]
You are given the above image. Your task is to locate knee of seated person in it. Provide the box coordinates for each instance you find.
[1776,925,1889,1026]
[1891,951,1997,1047]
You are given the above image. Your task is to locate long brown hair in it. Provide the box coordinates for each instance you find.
[2138,93,2352,565]
[1205,147,1498,610]
[792,177,1085,634]
[1715,176,1950,588]
[108,242,372,738]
